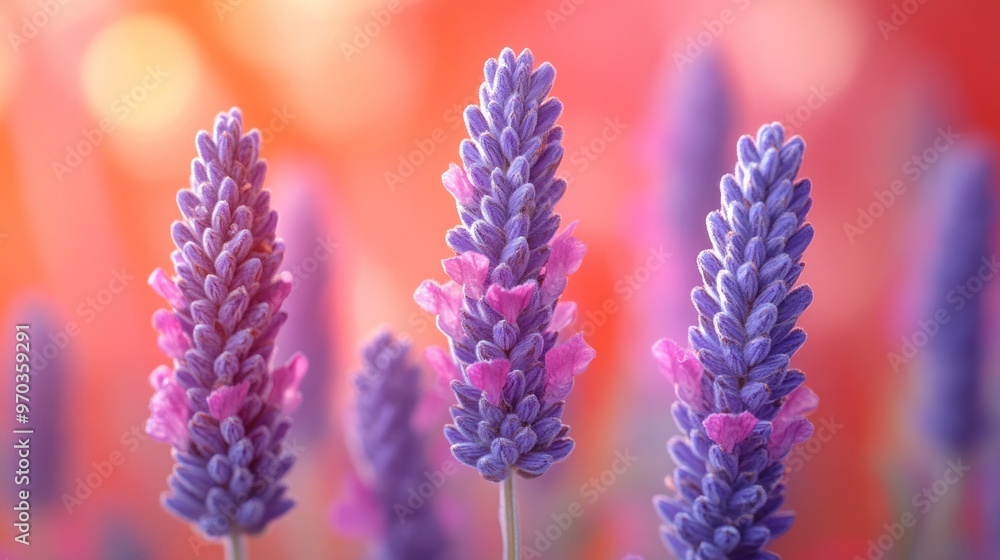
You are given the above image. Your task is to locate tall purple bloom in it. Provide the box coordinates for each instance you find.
[414,47,595,484]
[921,143,993,452]
[665,50,734,249]
[652,123,817,558]
[347,331,448,560]
[145,108,307,543]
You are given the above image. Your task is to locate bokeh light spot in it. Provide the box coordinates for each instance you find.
[81,14,202,132]
[727,0,865,104]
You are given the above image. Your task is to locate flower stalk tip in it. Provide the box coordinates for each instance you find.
[416,47,594,484]
[654,122,817,557]
[145,108,306,543]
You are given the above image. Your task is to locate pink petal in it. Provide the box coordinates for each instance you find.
[442,163,475,205]
[547,221,586,275]
[541,221,586,302]
[146,365,189,447]
[767,386,819,459]
[485,283,535,323]
[651,339,704,407]
[416,347,459,431]
[767,418,815,460]
[207,381,250,420]
[443,252,490,300]
[148,364,171,390]
[152,309,190,359]
[424,346,460,390]
[703,411,759,453]
[266,272,293,313]
[549,301,577,333]
[329,474,382,537]
[777,385,819,420]
[544,333,595,400]
[270,353,308,414]
[414,280,465,340]
[148,268,184,308]
[467,359,510,406]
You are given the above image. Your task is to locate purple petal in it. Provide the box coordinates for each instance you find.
[152,309,190,359]
[442,163,476,205]
[652,338,704,407]
[767,385,819,459]
[269,352,308,414]
[703,411,758,453]
[541,221,586,302]
[543,333,595,400]
[148,268,184,308]
[467,359,510,406]
[414,280,464,340]
[549,301,577,333]
[485,283,535,323]
[443,251,490,300]
[207,381,250,420]
[146,366,189,447]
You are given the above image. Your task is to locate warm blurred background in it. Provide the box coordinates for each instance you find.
[1,0,999,558]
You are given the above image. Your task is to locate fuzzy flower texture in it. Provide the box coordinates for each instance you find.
[415,48,595,482]
[347,332,448,560]
[653,123,817,559]
[145,108,307,538]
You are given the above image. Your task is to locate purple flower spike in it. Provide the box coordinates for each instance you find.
[666,50,733,248]
[349,332,448,560]
[653,123,817,558]
[921,143,994,452]
[145,108,307,539]
[414,48,595,482]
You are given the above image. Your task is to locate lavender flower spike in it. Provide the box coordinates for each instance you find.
[653,123,817,559]
[352,331,448,560]
[415,47,595,484]
[145,108,307,546]
[922,143,993,452]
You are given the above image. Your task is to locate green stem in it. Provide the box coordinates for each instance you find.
[225,530,247,560]
[500,476,520,560]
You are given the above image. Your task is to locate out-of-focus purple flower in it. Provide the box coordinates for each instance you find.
[6,299,66,509]
[656,50,735,344]
[101,514,152,560]
[665,49,734,249]
[653,123,817,558]
[145,108,307,538]
[921,143,994,452]
[273,179,336,442]
[414,48,595,482]
[333,339,448,552]
[337,331,448,560]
